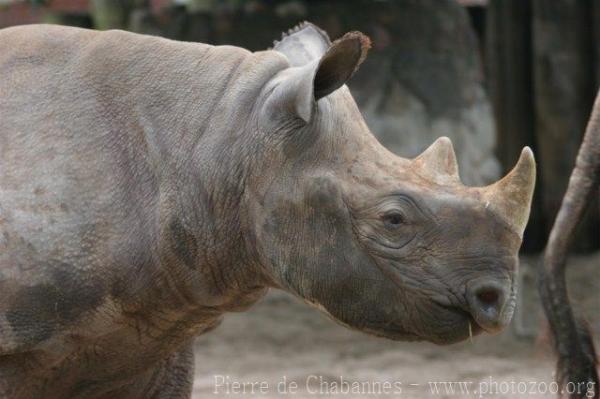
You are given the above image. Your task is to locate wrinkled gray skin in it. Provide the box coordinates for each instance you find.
[0,23,535,398]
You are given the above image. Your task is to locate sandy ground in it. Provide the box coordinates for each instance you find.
[191,254,600,398]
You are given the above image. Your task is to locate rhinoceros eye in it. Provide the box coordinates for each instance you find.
[382,211,405,229]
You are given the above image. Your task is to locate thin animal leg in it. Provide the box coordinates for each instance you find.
[539,88,600,399]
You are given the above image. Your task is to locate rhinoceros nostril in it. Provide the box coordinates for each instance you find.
[476,289,499,306]
[466,280,512,334]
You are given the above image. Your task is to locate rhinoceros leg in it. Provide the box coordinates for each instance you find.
[106,342,194,399]
[146,343,195,399]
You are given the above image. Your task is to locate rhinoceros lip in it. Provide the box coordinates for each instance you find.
[438,305,484,335]
[461,310,484,335]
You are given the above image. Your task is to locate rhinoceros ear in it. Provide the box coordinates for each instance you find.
[276,31,371,123]
[313,32,370,100]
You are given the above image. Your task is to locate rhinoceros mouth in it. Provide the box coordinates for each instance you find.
[432,304,484,336]
[362,302,485,344]
[358,249,492,343]
[452,307,484,335]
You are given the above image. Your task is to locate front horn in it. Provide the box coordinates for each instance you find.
[480,147,536,238]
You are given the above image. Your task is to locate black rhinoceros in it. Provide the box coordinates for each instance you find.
[0,22,535,398]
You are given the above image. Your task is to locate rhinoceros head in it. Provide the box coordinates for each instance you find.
[246,23,535,344]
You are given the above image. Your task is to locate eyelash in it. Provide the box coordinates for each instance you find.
[382,212,405,228]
